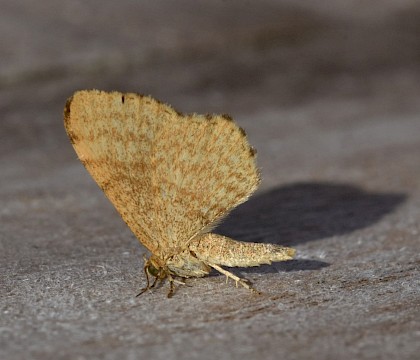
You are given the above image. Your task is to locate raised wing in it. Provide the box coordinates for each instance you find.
[64,90,260,258]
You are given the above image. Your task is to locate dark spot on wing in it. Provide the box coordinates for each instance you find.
[221,114,233,122]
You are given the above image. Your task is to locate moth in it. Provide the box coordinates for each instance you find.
[64,90,295,297]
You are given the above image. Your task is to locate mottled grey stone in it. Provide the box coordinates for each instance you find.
[1,1,419,360]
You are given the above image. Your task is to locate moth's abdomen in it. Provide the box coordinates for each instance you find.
[189,234,295,268]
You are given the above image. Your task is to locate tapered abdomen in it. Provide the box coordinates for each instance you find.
[189,233,295,268]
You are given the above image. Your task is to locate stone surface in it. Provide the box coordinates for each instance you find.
[1,1,419,359]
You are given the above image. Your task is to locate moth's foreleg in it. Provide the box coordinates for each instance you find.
[136,263,153,297]
[136,256,165,297]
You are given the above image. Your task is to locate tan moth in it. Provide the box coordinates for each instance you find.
[64,90,295,297]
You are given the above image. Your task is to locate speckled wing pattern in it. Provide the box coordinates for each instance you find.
[64,90,260,259]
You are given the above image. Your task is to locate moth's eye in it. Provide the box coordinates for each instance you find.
[147,264,160,277]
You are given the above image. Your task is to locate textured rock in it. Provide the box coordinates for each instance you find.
[1,1,419,359]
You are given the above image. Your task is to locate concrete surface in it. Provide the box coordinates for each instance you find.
[1,1,419,359]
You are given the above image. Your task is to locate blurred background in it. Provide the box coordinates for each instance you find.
[1,1,419,360]
[2,0,420,169]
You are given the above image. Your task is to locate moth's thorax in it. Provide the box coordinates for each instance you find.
[165,250,211,278]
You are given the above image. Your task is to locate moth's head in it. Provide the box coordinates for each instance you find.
[146,262,160,277]
[145,256,167,279]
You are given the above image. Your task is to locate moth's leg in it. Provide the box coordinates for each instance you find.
[149,275,160,289]
[136,256,163,297]
[173,278,187,286]
[165,274,190,298]
[208,263,260,294]
[167,274,176,298]
[136,264,153,297]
